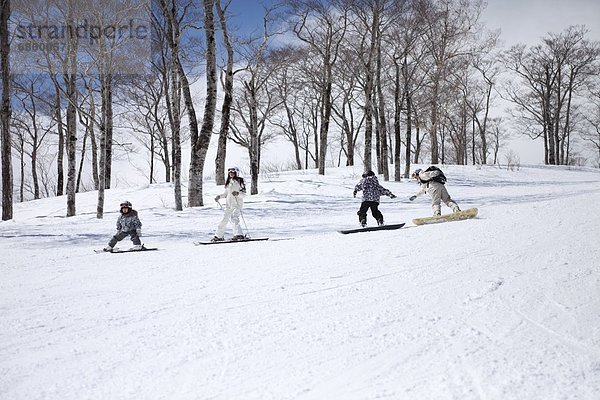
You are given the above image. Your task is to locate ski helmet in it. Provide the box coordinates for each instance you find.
[120,200,132,209]
[227,166,241,176]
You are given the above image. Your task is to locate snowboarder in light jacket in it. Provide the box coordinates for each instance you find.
[410,167,460,216]
[104,200,143,251]
[212,166,247,241]
[353,170,396,227]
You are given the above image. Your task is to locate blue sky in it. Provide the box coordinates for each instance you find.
[224,0,279,37]
[225,0,600,46]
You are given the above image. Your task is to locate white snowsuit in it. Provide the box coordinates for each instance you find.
[413,170,460,216]
[214,178,246,238]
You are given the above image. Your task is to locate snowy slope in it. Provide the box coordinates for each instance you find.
[1,164,600,400]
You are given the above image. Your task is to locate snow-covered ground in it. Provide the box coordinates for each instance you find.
[1,164,600,400]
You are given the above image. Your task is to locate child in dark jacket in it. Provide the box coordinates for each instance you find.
[353,171,396,227]
[104,200,143,251]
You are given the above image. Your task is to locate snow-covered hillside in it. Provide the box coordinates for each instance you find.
[2,164,600,400]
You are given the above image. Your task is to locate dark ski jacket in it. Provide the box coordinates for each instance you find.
[116,209,142,233]
[354,176,393,203]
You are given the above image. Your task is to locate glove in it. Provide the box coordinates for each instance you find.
[214,195,220,202]
[409,195,417,201]
[232,191,239,196]
[136,228,142,237]
[353,191,357,198]
[390,194,396,199]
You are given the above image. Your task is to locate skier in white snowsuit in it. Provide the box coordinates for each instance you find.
[410,167,460,216]
[212,167,247,241]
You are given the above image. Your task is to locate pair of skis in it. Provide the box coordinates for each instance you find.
[193,237,269,245]
[95,238,270,253]
[94,245,159,254]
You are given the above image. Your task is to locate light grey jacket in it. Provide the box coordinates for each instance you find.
[413,169,445,197]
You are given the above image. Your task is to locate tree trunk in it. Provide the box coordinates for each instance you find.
[188,0,217,207]
[543,68,556,165]
[214,0,233,185]
[318,63,332,175]
[76,125,87,193]
[404,91,412,178]
[18,138,24,202]
[430,69,441,164]
[362,9,378,172]
[97,116,106,219]
[393,60,402,181]
[88,95,99,190]
[480,77,492,164]
[562,76,575,165]
[54,87,65,195]
[65,11,78,217]
[169,68,182,210]
[104,76,113,187]
[376,32,388,181]
[161,6,182,209]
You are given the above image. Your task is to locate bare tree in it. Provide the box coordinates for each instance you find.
[229,8,280,194]
[419,0,484,164]
[63,1,79,217]
[331,43,365,167]
[214,0,236,185]
[582,85,600,167]
[0,0,11,220]
[387,0,427,178]
[469,42,501,164]
[79,77,99,190]
[287,0,348,175]
[347,0,380,172]
[121,75,171,184]
[12,75,56,199]
[270,46,308,170]
[151,1,186,210]
[502,26,600,165]
[187,0,217,207]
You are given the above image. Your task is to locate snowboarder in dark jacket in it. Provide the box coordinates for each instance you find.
[353,171,396,227]
[104,201,143,251]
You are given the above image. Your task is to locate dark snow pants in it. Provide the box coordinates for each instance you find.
[357,201,383,224]
[108,230,141,247]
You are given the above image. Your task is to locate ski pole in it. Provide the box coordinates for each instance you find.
[234,196,250,237]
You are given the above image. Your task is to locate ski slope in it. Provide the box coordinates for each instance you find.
[1,164,600,400]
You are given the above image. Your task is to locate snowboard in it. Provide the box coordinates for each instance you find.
[94,245,158,254]
[412,207,478,226]
[338,223,406,235]
[194,237,269,245]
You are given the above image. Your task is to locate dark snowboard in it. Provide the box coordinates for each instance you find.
[95,246,158,254]
[194,238,269,245]
[338,223,406,235]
